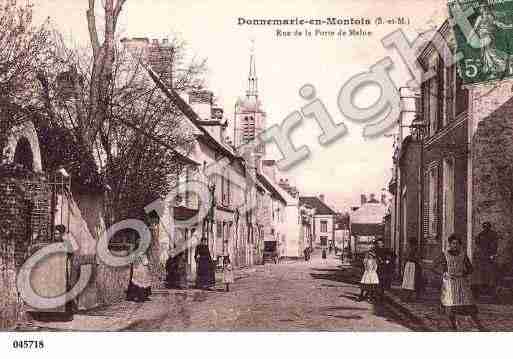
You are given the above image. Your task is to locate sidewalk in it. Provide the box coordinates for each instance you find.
[17,267,256,331]
[384,285,513,331]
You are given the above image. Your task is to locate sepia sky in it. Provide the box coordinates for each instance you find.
[32,0,448,211]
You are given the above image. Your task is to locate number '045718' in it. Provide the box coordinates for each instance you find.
[12,340,44,349]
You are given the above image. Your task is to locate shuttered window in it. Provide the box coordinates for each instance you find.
[429,59,439,136]
[445,65,456,124]
[437,57,445,131]
[422,81,430,135]
[455,67,469,115]
[423,165,439,240]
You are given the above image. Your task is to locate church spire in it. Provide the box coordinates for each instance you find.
[247,39,258,98]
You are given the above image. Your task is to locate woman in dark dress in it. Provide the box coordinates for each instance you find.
[165,248,178,289]
[195,237,215,290]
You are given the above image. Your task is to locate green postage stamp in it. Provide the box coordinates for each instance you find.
[449,0,513,84]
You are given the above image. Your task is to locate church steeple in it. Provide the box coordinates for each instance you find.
[247,40,258,99]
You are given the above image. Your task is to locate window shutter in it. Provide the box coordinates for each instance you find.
[424,166,439,239]
[423,171,430,239]
[445,65,455,122]
[431,166,439,237]
[455,67,469,115]
[422,81,429,133]
[437,57,444,130]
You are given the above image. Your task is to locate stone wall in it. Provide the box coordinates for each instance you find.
[472,96,513,274]
[0,177,26,329]
[0,165,51,329]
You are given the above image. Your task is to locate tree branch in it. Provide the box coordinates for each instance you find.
[87,0,100,56]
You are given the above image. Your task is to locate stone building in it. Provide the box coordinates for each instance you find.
[299,195,337,248]
[391,17,513,286]
[417,21,470,279]
[350,194,387,257]
[397,136,421,270]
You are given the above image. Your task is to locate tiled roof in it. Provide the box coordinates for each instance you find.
[257,172,286,205]
[299,196,337,215]
[146,66,237,161]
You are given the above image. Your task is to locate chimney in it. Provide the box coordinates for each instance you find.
[56,67,83,100]
[140,37,174,87]
[120,37,149,58]
[361,194,367,205]
[189,90,213,121]
[319,194,325,203]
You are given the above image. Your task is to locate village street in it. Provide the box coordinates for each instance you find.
[27,252,417,332]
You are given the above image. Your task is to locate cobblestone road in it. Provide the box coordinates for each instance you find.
[116,253,412,331]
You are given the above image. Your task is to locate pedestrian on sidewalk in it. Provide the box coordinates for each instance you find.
[195,236,215,290]
[401,241,424,302]
[434,234,485,331]
[476,222,500,298]
[127,248,152,303]
[304,246,311,261]
[357,247,379,302]
[223,256,234,292]
[375,238,395,301]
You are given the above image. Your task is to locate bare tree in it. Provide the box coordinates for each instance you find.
[84,0,127,154]
[0,0,50,147]
[37,29,207,223]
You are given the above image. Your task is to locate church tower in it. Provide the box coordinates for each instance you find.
[234,43,266,157]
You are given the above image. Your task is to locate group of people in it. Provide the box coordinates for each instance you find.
[358,222,500,331]
[191,237,234,292]
[127,236,235,303]
[357,239,395,302]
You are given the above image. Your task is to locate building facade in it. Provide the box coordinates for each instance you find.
[299,195,337,248]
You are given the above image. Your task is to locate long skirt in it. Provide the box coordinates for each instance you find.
[361,270,379,285]
[440,274,477,315]
[127,281,151,302]
[402,262,416,291]
[223,270,234,284]
[196,258,214,288]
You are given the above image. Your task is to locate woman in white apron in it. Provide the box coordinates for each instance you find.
[357,248,379,302]
[434,234,485,331]
[401,243,424,302]
[127,253,152,302]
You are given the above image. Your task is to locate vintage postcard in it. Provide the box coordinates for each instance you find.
[1,0,513,353]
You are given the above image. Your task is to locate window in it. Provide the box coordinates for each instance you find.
[444,65,456,125]
[221,170,230,206]
[455,67,469,115]
[321,220,328,233]
[424,165,439,239]
[429,62,439,136]
[217,222,222,238]
[442,158,455,251]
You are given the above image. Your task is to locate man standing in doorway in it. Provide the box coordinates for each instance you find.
[476,222,499,298]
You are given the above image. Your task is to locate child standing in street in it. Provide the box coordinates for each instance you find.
[223,256,234,292]
[357,248,379,302]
